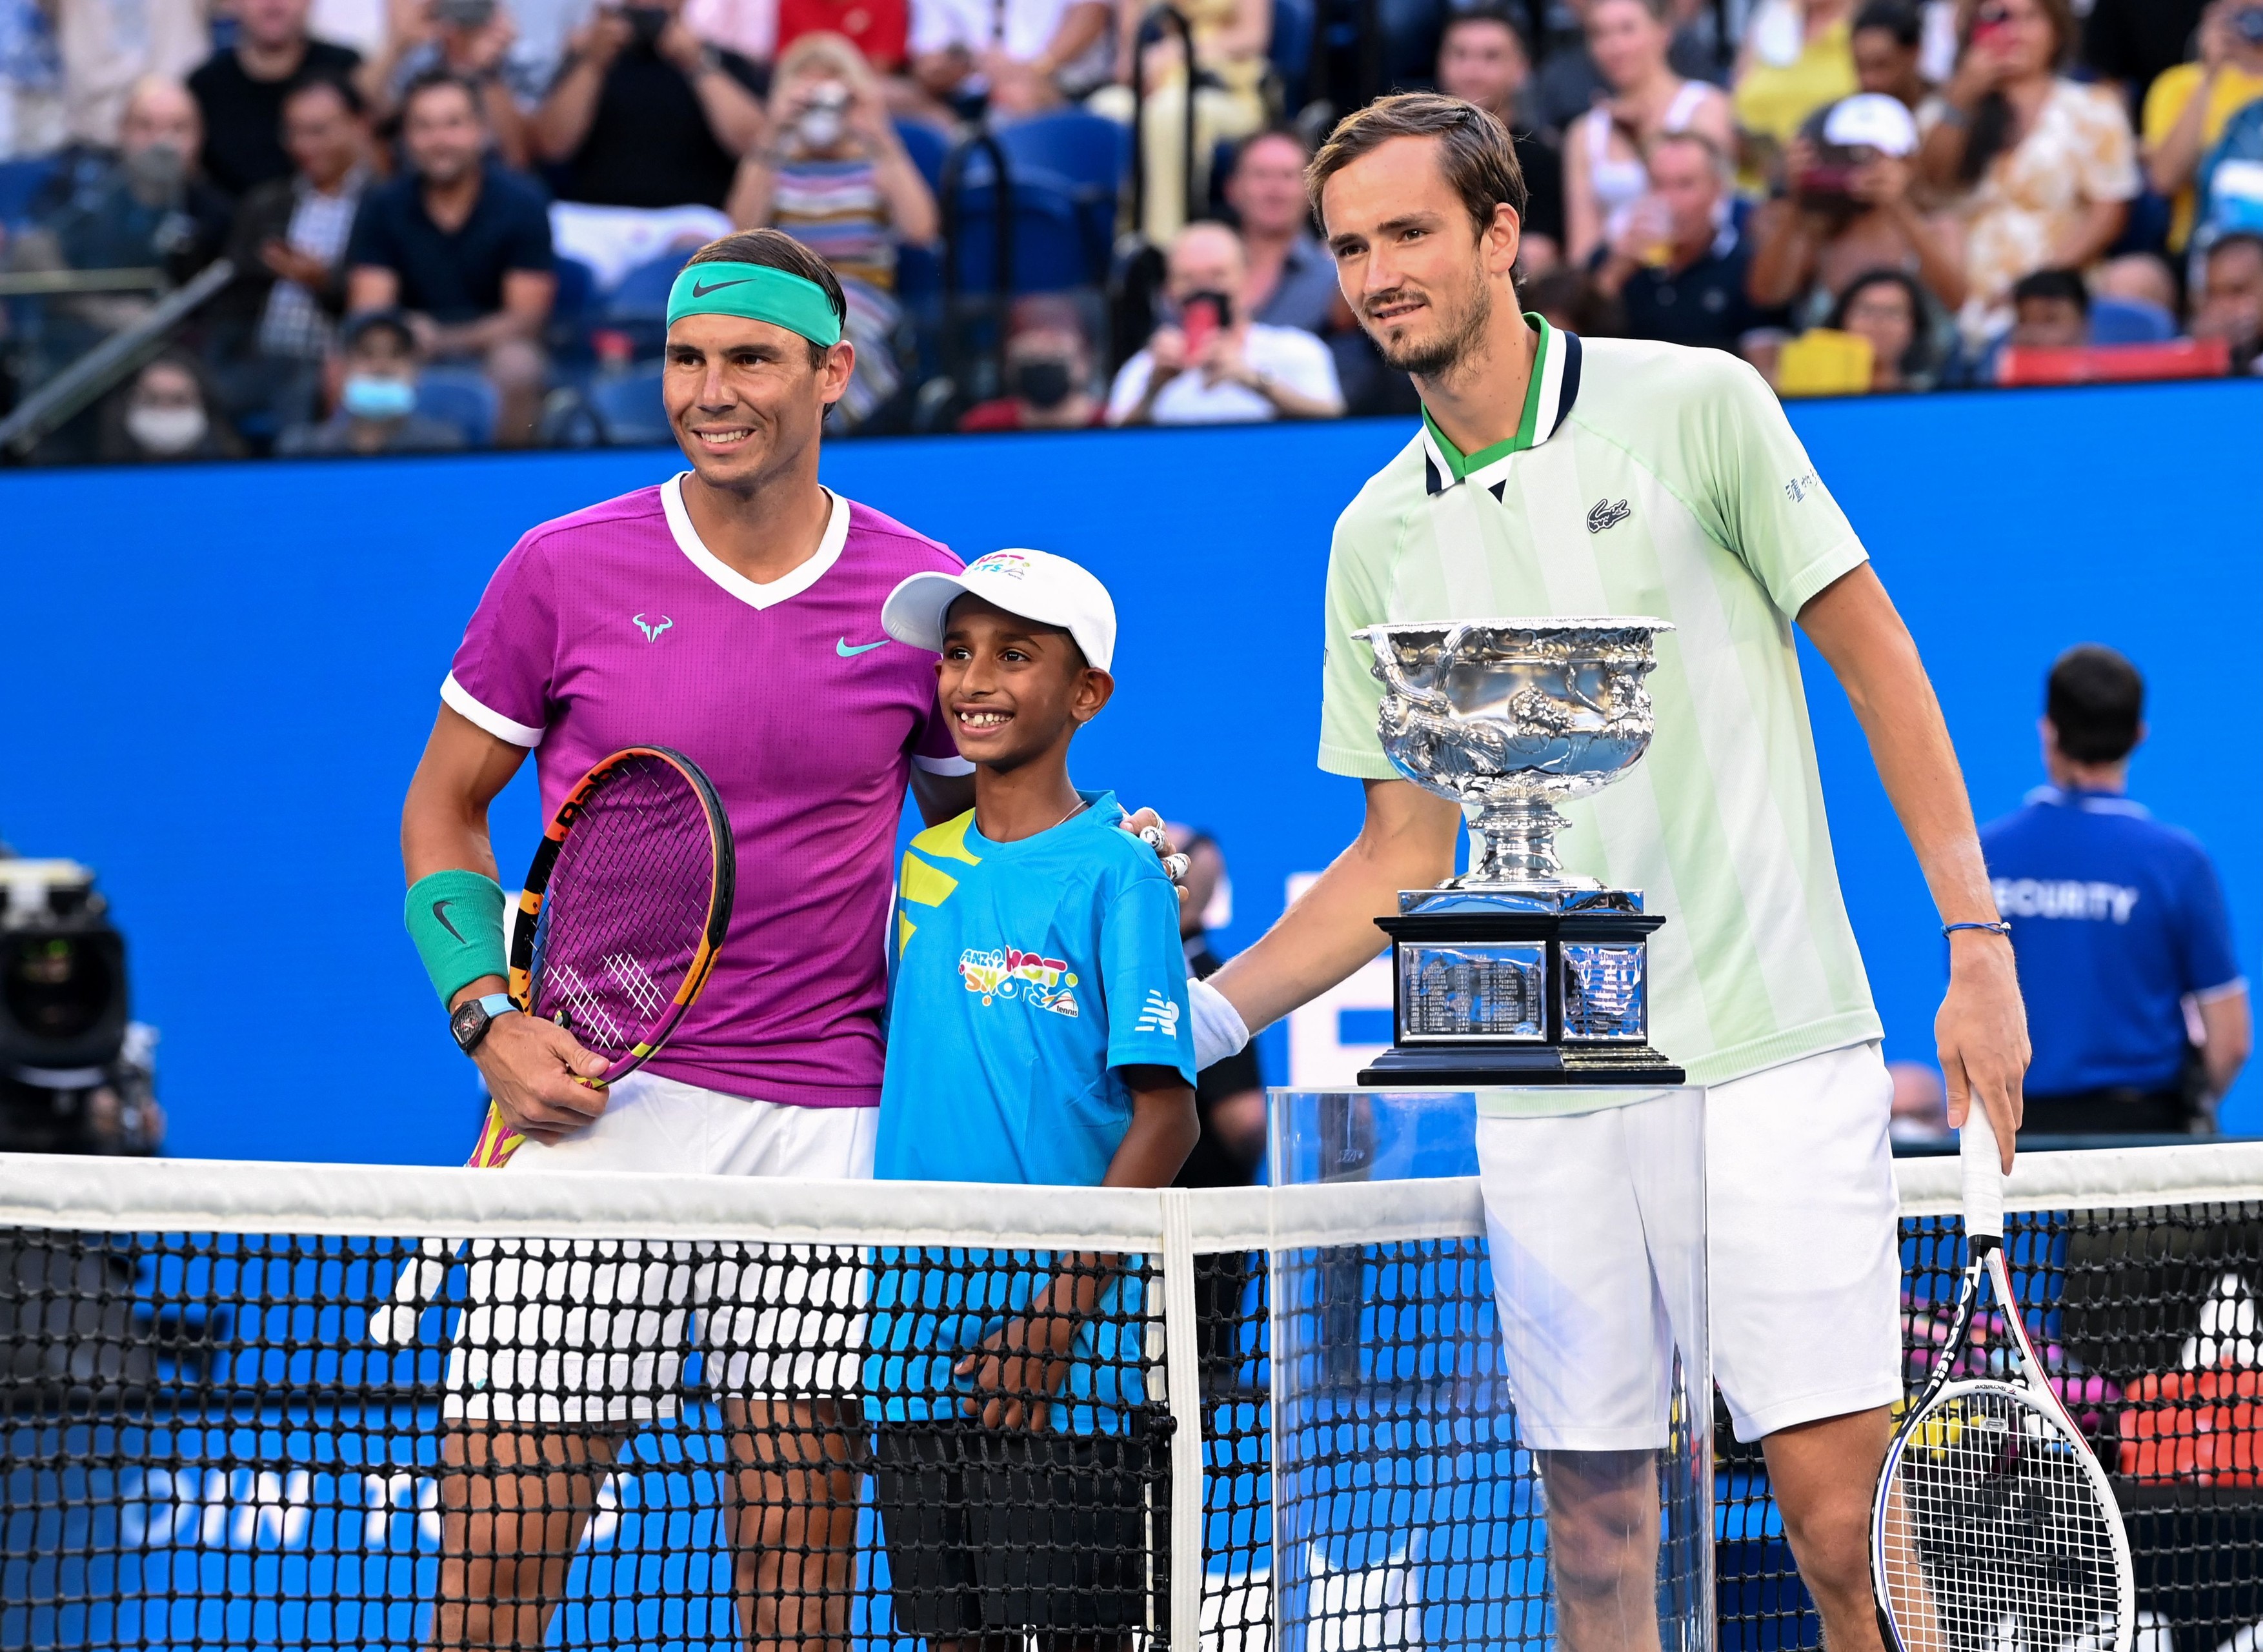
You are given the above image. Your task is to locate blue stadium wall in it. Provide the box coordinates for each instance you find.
[3,376,2257,1160]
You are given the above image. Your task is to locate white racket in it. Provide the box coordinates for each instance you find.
[1871,1102,2136,1652]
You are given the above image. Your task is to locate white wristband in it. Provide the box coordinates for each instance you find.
[1188,975,1251,1070]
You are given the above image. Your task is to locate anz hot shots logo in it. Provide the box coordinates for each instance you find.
[960,945,1080,1017]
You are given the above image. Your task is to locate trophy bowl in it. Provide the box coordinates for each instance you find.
[1357,618,1674,887]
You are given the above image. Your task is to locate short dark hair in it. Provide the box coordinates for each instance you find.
[2046,645,2143,763]
[342,308,417,355]
[2208,230,2263,270]
[683,229,850,369]
[1851,0,1922,46]
[1826,267,1934,376]
[1440,4,1533,55]
[2011,267,2089,314]
[399,67,483,122]
[283,70,365,119]
[1307,92,1528,236]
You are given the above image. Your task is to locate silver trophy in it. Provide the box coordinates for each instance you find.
[1354,618,1685,1086]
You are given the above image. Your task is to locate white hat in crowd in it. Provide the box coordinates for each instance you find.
[882,548,1118,672]
[1822,93,1920,158]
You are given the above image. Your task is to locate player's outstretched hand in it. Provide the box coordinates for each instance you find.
[1120,807,1192,902]
[956,1312,1077,1432]
[474,1013,612,1143]
[1936,934,2028,1172]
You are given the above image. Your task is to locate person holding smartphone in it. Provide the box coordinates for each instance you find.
[1106,220,1345,426]
[365,0,540,165]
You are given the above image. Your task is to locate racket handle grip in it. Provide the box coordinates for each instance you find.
[1960,1099,2005,1243]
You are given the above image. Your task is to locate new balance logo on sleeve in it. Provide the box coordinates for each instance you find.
[1134,990,1181,1037]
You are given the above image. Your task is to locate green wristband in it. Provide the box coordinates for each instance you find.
[406,870,509,1007]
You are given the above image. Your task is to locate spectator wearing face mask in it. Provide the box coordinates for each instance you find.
[1592,130,1781,350]
[1733,0,1861,154]
[1107,219,1345,426]
[1747,92,1966,328]
[186,0,364,199]
[8,74,233,416]
[1849,0,1930,110]
[346,70,555,443]
[726,32,936,428]
[1916,0,2138,348]
[278,308,469,454]
[958,296,1107,430]
[2141,0,2263,257]
[365,0,541,167]
[2191,230,2263,370]
[95,353,245,463]
[532,0,765,210]
[212,73,373,426]
[1822,265,1937,388]
[1434,8,1565,274]
[1221,127,1340,333]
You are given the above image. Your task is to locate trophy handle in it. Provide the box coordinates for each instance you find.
[1363,625,1455,716]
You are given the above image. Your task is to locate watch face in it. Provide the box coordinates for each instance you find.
[450,1000,486,1051]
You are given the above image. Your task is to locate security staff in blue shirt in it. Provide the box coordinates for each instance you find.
[1981,646,2250,1134]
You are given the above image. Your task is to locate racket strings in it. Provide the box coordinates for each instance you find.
[1882,1385,2124,1652]
[530,756,718,1060]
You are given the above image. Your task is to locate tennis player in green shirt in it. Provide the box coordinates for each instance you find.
[1180,94,2031,1652]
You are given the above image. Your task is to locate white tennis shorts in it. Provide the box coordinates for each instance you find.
[1477,1039,1902,1450]
[444,1070,878,1426]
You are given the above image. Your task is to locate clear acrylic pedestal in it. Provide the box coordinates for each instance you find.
[1267,1085,1711,1652]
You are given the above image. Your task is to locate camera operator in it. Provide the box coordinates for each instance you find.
[1745,92,1966,329]
[0,858,161,1158]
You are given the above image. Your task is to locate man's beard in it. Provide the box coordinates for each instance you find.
[1367,272,1492,379]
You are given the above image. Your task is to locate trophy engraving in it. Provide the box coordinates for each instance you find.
[1355,618,1685,1087]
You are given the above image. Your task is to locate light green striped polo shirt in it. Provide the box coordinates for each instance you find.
[1319,316,1882,1086]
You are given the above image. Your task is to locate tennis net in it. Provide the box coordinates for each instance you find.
[2,1140,2260,1652]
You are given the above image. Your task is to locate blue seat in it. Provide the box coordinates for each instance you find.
[2088,296,2177,345]
[604,250,693,322]
[0,155,58,227]
[416,367,500,447]
[1270,0,1318,112]
[895,119,950,196]
[943,151,1110,294]
[552,255,599,323]
[991,111,1128,196]
[590,364,670,445]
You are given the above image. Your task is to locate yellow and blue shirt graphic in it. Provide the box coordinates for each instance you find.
[868,791,1195,1430]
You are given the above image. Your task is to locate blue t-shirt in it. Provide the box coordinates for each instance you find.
[1981,787,2242,1096]
[867,791,1196,1431]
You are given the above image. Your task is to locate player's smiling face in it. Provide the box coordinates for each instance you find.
[662,312,854,489]
[1321,135,1520,379]
[936,595,1112,772]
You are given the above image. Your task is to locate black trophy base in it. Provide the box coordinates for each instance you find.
[1358,1042,1685,1088]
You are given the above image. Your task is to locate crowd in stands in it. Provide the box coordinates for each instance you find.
[0,0,2258,461]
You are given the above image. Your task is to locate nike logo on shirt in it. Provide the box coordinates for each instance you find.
[837,638,887,656]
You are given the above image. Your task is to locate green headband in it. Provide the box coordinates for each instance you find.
[665,261,843,347]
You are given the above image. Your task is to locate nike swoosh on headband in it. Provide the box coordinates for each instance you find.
[432,900,467,943]
[837,638,887,657]
[690,277,753,298]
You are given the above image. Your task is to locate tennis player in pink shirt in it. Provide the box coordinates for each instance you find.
[397,229,1172,1649]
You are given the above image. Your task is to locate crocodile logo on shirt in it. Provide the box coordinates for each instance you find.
[633,612,673,641]
[960,945,1080,1016]
[1586,498,1632,534]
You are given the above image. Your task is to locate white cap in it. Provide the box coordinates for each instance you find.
[881,549,1118,672]
[1822,93,1919,157]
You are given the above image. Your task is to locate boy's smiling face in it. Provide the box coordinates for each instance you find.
[937,594,1112,769]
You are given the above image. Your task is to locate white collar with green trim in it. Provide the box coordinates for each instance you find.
[1418,320,1585,499]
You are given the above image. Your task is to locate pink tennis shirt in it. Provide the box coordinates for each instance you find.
[444,474,965,1109]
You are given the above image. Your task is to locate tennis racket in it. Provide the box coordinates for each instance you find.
[373,747,734,1347]
[1870,1102,2135,1652]
[465,744,735,1168]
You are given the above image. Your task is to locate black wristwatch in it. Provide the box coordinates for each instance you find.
[450,992,518,1056]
